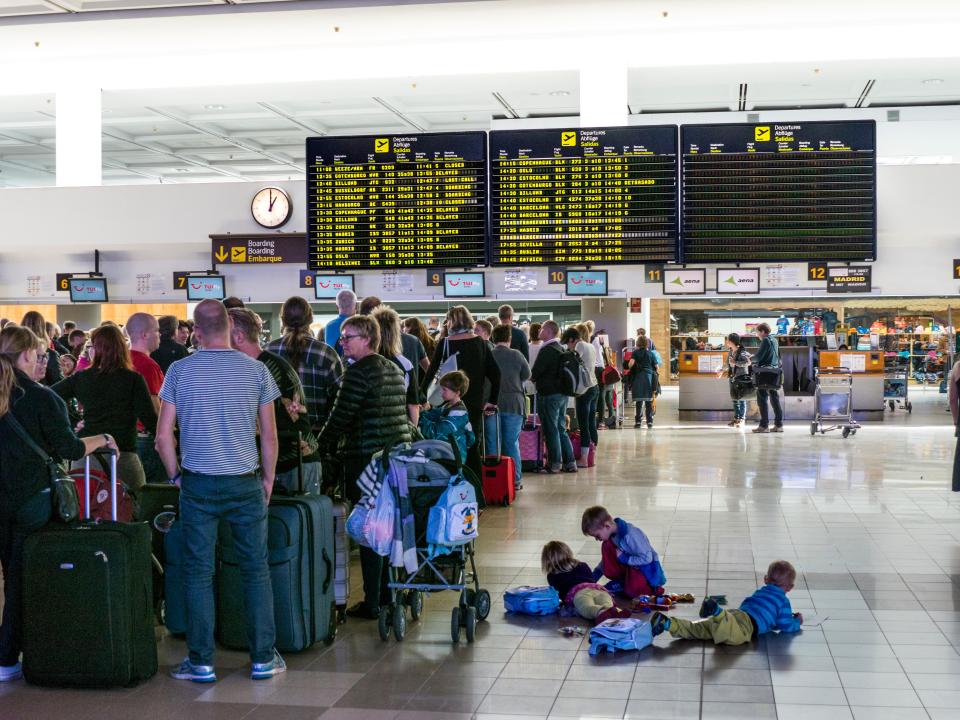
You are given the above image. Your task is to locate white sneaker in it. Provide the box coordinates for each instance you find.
[0,663,22,682]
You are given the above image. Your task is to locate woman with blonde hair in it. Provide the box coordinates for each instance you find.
[0,326,117,681]
[373,306,420,424]
[20,311,62,386]
[421,305,500,477]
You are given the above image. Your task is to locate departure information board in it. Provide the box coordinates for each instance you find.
[489,126,678,266]
[681,120,876,263]
[307,132,487,269]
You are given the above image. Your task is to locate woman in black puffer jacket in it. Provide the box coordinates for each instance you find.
[316,315,410,621]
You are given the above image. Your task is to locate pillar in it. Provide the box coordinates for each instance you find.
[580,297,629,353]
[579,63,628,127]
[649,299,671,385]
[56,85,102,187]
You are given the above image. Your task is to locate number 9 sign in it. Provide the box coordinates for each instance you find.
[427,271,443,287]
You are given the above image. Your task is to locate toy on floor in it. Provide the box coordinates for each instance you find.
[631,592,698,613]
[558,626,587,637]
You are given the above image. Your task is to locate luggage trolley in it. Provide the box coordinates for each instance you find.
[811,367,861,438]
[883,362,912,413]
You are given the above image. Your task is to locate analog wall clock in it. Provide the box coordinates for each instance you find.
[251,187,292,228]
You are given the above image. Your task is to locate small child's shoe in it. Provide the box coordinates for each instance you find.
[699,596,724,618]
[649,611,670,636]
[594,607,620,625]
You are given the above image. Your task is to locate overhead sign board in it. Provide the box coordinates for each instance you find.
[210,233,307,265]
[663,268,706,295]
[716,267,760,294]
[827,266,872,293]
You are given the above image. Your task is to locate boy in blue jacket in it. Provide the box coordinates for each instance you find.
[582,506,666,599]
[651,560,802,645]
[419,371,476,460]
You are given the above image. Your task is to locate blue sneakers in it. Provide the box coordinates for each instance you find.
[0,662,22,682]
[170,658,216,683]
[251,650,286,680]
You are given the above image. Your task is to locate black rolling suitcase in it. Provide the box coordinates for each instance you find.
[134,482,180,620]
[23,451,158,687]
[216,465,337,652]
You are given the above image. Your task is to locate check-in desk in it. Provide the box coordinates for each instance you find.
[678,347,818,421]
[818,350,884,421]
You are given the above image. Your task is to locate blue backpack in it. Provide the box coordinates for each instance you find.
[426,474,479,547]
[588,618,654,655]
[504,586,561,615]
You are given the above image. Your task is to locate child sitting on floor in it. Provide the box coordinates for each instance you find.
[581,506,666,598]
[419,371,476,460]
[651,560,803,645]
[542,541,633,625]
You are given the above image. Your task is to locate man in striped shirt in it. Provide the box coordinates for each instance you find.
[156,300,284,684]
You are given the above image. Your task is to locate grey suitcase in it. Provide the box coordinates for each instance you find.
[331,498,351,623]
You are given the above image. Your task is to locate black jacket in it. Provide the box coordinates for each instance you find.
[151,337,189,375]
[531,340,565,396]
[0,370,86,516]
[317,353,411,463]
[510,326,530,362]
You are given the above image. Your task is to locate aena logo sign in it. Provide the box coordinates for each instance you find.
[723,275,752,286]
[670,276,699,286]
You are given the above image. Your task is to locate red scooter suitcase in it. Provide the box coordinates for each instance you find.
[482,411,516,506]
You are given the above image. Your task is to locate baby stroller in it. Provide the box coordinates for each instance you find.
[351,438,490,644]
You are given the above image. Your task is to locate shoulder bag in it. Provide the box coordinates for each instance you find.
[426,338,459,406]
[3,413,81,524]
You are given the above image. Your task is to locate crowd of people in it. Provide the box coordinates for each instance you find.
[0,295,630,683]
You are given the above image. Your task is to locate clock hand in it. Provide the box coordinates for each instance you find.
[268,190,275,212]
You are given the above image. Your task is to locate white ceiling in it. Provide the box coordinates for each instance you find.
[1,62,960,188]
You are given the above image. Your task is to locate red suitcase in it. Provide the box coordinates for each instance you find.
[482,412,516,506]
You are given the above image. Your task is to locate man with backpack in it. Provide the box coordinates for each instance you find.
[530,321,577,474]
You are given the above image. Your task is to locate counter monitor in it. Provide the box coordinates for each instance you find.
[307,132,488,270]
[314,274,355,300]
[565,269,609,296]
[681,120,876,263]
[185,275,226,301]
[489,126,678,266]
[443,271,485,298]
[69,277,108,303]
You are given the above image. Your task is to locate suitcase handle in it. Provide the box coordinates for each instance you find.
[321,547,333,594]
[482,409,501,465]
[85,448,119,522]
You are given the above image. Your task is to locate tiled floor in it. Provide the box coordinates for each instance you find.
[2,387,959,720]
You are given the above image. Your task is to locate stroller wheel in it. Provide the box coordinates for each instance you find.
[464,606,477,643]
[842,427,851,439]
[408,591,423,621]
[450,606,462,643]
[907,402,913,413]
[378,606,392,642]
[809,422,817,436]
[473,589,492,621]
[888,400,895,412]
[393,602,407,641]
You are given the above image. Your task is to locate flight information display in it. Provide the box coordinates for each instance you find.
[489,126,678,266]
[307,132,487,269]
[681,120,876,263]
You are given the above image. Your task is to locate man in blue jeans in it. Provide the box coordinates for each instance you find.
[530,320,577,474]
[156,299,283,684]
[485,324,530,489]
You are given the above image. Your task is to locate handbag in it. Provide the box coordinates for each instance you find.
[3,413,80,524]
[426,338,459,406]
[754,366,783,391]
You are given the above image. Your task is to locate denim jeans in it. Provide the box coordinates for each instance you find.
[732,400,746,420]
[136,434,168,485]
[576,385,599,448]
[598,384,615,423]
[483,412,524,486]
[180,472,275,665]
[0,490,51,666]
[756,388,783,428]
[539,393,574,467]
[274,461,322,496]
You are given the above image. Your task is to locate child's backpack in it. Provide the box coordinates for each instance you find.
[426,474,479,546]
[557,349,591,397]
[588,618,654,656]
[504,586,561,615]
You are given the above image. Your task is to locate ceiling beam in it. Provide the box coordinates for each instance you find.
[257,102,327,135]
[491,92,519,119]
[101,125,248,180]
[144,106,304,172]
[371,97,427,131]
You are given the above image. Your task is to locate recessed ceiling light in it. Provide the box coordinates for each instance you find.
[175,168,189,172]
[922,78,944,85]
[549,90,570,97]
[204,104,226,110]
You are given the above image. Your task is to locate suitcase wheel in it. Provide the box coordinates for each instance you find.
[325,602,337,645]
[336,604,347,625]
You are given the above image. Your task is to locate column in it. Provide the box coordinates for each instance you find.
[579,63,628,128]
[56,85,102,187]
[581,297,629,352]
[649,299,671,385]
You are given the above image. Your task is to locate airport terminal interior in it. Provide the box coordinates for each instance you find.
[1,0,960,719]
